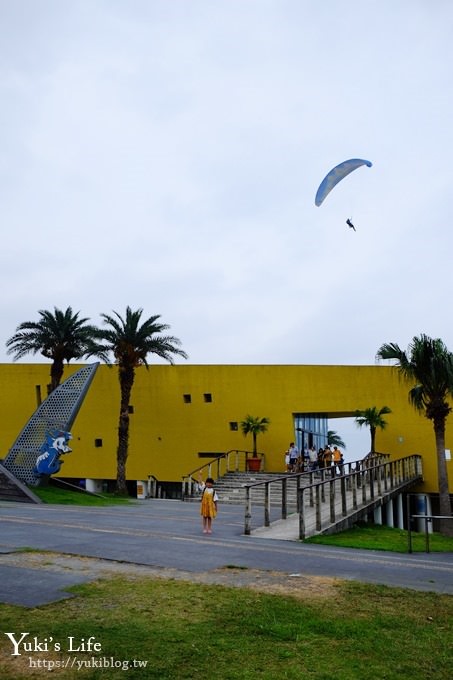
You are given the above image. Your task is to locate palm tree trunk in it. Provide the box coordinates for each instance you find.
[50,359,64,393]
[433,417,453,536]
[370,427,376,453]
[116,365,134,495]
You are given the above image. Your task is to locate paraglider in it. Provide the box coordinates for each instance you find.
[315,158,372,207]
[346,218,356,231]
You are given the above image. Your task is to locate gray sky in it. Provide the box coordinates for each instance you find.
[1,1,451,456]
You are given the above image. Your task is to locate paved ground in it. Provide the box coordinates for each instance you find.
[0,499,452,607]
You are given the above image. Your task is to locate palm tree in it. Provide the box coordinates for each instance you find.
[327,430,346,449]
[354,406,392,453]
[89,307,187,495]
[6,307,98,393]
[377,334,453,536]
[240,415,270,456]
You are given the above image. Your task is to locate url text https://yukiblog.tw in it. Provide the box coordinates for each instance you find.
[3,633,148,671]
[29,657,149,671]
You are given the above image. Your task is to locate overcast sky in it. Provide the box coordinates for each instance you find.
[1,1,452,455]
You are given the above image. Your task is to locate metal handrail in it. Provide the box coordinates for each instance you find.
[147,474,159,498]
[297,454,422,539]
[243,453,388,492]
[181,449,264,500]
[408,514,453,553]
[244,454,422,537]
[406,488,453,554]
[244,454,389,534]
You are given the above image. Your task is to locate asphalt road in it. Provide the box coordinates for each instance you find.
[1,499,452,607]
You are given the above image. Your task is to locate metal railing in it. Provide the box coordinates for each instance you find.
[147,474,160,498]
[406,493,453,552]
[297,454,423,539]
[407,514,453,553]
[244,454,422,537]
[182,450,265,500]
[244,454,389,534]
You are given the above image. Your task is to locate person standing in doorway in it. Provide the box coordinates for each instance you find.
[317,448,325,474]
[284,449,290,472]
[323,446,333,475]
[332,445,344,475]
[288,442,299,472]
[309,445,318,471]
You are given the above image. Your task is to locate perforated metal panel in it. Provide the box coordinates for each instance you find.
[2,363,99,486]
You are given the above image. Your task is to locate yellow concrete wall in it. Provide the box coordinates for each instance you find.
[0,363,451,494]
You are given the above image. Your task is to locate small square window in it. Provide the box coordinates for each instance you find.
[94,438,103,448]
[128,405,134,414]
[204,393,212,403]
[229,422,238,431]
[183,394,192,404]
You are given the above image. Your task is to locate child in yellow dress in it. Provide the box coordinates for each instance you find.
[198,474,218,534]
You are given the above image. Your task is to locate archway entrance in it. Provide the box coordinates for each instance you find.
[293,412,369,463]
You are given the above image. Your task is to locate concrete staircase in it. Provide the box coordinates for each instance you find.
[0,462,42,503]
[207,471,310,507]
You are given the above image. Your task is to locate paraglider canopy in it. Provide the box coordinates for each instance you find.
[315,158,372,206]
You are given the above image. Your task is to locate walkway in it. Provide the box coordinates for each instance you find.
[245,455,423,538]
[0,499,452,607]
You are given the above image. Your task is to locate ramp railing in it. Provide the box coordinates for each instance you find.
[244,454,423,538]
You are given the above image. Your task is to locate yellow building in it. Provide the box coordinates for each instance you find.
[0,362,452,502]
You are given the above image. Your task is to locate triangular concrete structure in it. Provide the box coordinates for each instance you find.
[2,363,99,487]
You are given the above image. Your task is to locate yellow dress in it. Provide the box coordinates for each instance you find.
[200,487,218,518]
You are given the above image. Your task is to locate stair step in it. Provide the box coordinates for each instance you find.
[184,470,310,505]
[0,464,41,504]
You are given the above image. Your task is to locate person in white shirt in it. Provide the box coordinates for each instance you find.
[288,443,299,472]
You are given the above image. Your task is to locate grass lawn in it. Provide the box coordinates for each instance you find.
[31,485,132,506]
[1,574,452,679]
[304,521,453,553]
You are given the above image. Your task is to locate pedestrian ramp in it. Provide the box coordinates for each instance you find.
[246,455,423,541]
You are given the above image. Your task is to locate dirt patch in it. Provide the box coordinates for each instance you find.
[186,567,336,599]
[0,551,337,600]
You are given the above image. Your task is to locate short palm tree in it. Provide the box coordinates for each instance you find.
[377,334,453,536]
[240,415,270,456]
[354,406,392,454]
[89,307,187,495]
[327,430,346,449]
[6,307,98,392]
